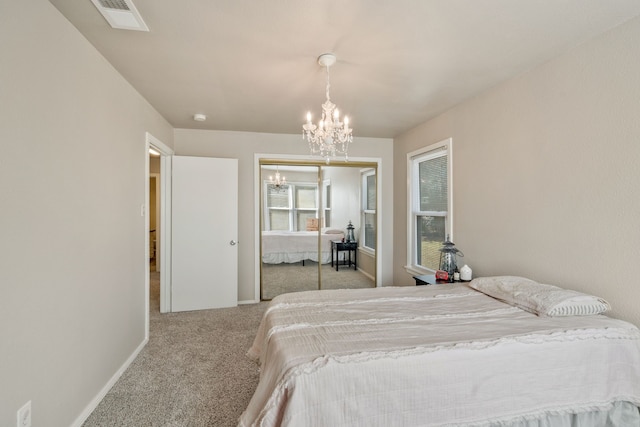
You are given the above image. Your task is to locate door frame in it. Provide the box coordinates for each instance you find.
[145,133,173,331]
[254,154,383,302]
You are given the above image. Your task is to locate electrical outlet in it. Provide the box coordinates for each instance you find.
[17,401,31,427]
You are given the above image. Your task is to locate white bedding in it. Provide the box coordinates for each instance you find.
[262,231,344,264]
[240,284,640,427]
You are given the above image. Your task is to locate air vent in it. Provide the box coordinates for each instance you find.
[97,0,130,10]
[90,0,149,31]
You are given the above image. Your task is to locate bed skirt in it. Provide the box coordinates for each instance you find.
[501,401,640,427]
[261,251,332,265]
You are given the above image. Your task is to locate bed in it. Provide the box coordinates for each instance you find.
[262,229,344,265]
[239,276,640,426]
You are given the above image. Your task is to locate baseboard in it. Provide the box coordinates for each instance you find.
[238,299,260,305]
[357,267,376,283]
[70,337,149,427]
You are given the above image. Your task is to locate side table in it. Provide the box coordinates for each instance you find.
[331,240,357,271]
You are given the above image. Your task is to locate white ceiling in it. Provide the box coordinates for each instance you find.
[49,0,640,138]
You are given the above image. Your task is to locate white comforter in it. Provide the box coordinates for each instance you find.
[240,284,640,427]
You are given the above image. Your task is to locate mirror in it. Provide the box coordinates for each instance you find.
[260,162,377,300]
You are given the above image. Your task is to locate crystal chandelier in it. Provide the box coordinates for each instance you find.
[268,167,287,192]
[302,53,353,164]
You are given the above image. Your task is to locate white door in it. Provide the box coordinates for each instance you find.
[171,156,238,312]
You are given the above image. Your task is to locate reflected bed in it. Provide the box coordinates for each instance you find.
[261,230,344,265]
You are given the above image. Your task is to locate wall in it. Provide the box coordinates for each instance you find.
[393,16,640,326]
[174,129,394,301]
[0,1,174,426]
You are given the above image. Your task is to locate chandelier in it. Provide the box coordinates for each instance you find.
[268,167,288,192]
[302,53,353,164]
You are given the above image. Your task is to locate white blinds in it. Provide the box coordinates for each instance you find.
[419,153,448,213]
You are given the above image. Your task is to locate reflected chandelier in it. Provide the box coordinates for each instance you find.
[302,53,353,164]
[268,167,287,192]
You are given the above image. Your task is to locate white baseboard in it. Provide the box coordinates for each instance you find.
[238,299,260,305]
[70,337,149,427]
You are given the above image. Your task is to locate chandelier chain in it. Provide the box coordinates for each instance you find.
[325,65,331,102]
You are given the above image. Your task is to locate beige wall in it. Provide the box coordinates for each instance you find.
[0,1,173,426]
[394,16,640,326]
[174,129,394,301]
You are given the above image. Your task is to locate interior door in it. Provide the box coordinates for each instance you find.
[172,156,238,312]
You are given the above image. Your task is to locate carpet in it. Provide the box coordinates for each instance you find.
[82,272,267,427]
[261,260,375,300]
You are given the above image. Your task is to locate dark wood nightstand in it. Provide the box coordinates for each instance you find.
[331,240,357,271]
[413,274,447,285]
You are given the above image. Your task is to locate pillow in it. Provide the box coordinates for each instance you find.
[468,276,611,317]
[322,228,344,234]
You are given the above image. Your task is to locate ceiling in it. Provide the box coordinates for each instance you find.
[49,0,640,138]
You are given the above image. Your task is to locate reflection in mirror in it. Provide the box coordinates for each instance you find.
[261,165,319,300]
[319,165,376,292]
[260,163,377,300]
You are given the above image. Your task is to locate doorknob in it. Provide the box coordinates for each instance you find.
[230,240,237,246]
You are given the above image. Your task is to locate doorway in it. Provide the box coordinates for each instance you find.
[258,159,378,300]
[145,133,173,337]
[149,168,160,316]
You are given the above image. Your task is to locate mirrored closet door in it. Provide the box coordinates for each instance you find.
[260,160,377,300]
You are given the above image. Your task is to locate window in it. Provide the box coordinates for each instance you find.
[295,184,318,231]
[322,180,331,227]
[407,138,452,273]
[266,185,291,230]
[361,169,376,251]
[264,182,318,231]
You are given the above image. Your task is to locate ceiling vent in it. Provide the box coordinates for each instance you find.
[90,0,149,31]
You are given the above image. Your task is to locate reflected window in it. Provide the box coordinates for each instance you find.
[323,180,331,227]
[361,169,376,251]
[264,181,318,231]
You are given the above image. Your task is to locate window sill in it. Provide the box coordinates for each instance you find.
[359,246,375,257]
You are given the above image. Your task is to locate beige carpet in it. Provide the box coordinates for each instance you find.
[82,261,375,426]
[262,260,375,300]
[82,271,267,427]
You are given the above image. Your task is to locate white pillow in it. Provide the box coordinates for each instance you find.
[468,276,611,317]
[322,228,344,235]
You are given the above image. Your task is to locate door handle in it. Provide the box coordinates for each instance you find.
[230,240,237,246]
